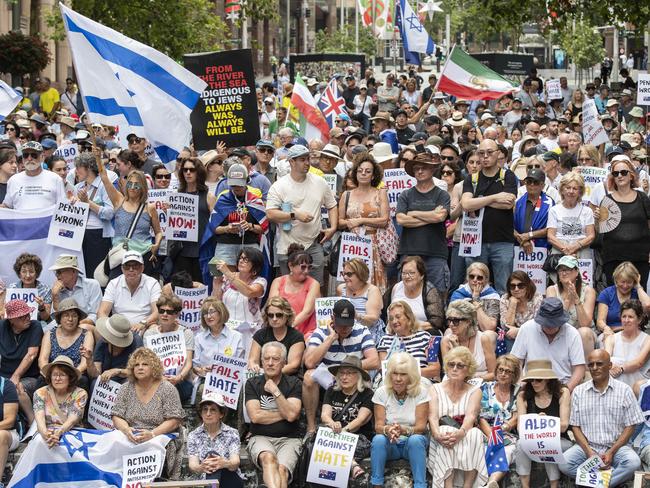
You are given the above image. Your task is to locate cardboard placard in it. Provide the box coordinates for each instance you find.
[88,380,122,430]
[306,427,359,487]
[46,201,89,251]
[166,193,199,242]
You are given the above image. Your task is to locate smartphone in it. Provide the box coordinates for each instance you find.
[208,257,223,278]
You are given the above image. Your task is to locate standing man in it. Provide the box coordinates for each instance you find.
[559,77,573,109]
[126,134,157,176]
[341,75,360,111]
[377,73,400,113]
[38,78,60,116]
[460,139,517,294]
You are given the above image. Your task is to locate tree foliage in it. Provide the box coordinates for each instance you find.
[558,20,605,70]
[0,31,51,77]
[315,25,377,61]
[548,0,650,29]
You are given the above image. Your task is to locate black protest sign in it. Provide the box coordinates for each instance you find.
[184,49,260,149]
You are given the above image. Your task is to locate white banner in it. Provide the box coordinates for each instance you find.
[582,99,609,147]
[336,232,373,280]
[5,288,39,320]
[383,168,416,217]
[513,246,548,294]
[122,450,162,488]
[459,210,483,257]
[87,379,122,430]
[546,79,562,101]
[203,354,247,409]
[143,330,187,377]
[578,258,593,287]
[575,166,608,204]
[518,414,565,464]
[46,201,89,252]
[637,73,650,106]
[166,193,198,242]
[315,297,342,329]
[306,427,359,487]
[176,285,208,334]
[54,143,79,171]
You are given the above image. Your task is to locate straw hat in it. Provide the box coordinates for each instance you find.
[96,314,133,347]
[449,111,468,127]
[521,359,558,381]
[41,355,81,382]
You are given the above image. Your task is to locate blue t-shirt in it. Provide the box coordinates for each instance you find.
[93,335,144,384]
[597,285,638,327]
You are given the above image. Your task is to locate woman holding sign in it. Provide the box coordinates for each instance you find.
[8,253,52,326]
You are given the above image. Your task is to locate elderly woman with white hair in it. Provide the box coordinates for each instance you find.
[370,352,429,488]
[428,346,487,488]
[449,262,500,331]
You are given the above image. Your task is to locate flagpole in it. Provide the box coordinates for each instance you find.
[434,43,455,91]
[355,1,359,52]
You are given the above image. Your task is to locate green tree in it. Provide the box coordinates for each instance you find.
[315,25,376,61]
[559,20,605,70]
[0,31,50,82]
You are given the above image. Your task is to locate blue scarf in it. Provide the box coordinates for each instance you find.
[514,191,553,249]
[450,283,500,302]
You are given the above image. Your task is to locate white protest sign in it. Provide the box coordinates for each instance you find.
[46,201,89,251]
[5,288,39,320]
[384,168,416,216]
[582,99,609,147]
[578,258,593,287]
[122,450,164,488]
[166,193,198,242]
[459,210,483,257]
[315,297,342,329]
[513,246,548,294]
[176,285,208,334]
[203,354,247,409]
[322,173,337,193]
[88,380,122,430]
[575,454,611,487]
[518,414,565,464]
[637,73,650,105]
[225,319,259,358]
[546,79,562,101]
[148,189,170,240]
[143,330,187,377]
[54,143,78,171]
[337,232,373,280]
[575,166,608,204]
[306,427,359,487]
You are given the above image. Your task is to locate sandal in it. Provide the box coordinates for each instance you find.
[351,463,365,479]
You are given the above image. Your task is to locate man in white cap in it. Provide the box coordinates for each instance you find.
[97,251,161,332]
[50,255,102,326]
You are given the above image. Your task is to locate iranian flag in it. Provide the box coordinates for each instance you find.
[438,46,519,100]
[291,74,330,143]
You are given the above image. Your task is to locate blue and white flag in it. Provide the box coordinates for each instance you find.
[8,428,173,488]
[396,0,435,66]
[59,4,207,163]
[0,80,21,120]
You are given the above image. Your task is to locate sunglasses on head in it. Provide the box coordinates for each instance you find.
[155,173,172,179]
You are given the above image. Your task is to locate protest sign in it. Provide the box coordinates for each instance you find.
[122,450,163,488]
[578,258,593,287]
[203,354,247,409]
[143,330,187,377]
[383,168,415,216]
[575,454,611,487]
[337,232,373,280]
[176,285,208,334]
[88,380,122,430]
[582,99,609,147]
[53,143,78,171]
[459,210,483,257]
[322,174,337,194]
[46,201,89,252]
[225,319,258,358]
[148,188,169,234]
[5,288,39,320]
[166,193,199,242]
[637,73,650,105]
[306,427,359,487]
[518,414,565,463]
[184,49,260,149]
[575,166,608,203]
[513,246,547,294]
[315,297,342,329]
[546,79,562,100]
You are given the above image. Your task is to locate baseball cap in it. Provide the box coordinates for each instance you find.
[525,168,545,183]
[409,132,428,143]
[256,139,275,150]
[605,145,624,159]
[21,141,43,153]
[227,163,249,187]
[41,139,58,150]
[122,251,144,265]
[287,144,310,159]
[480,113,496,121]
[333,299,355,327]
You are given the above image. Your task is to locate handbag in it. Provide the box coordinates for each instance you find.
[542,253,563,273]
[376,219,399,264]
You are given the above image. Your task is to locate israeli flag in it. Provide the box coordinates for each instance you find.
[60,4,207,163]
[396,0,435,65]
[0,80,21,120]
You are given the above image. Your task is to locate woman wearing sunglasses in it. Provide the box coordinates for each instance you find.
[499,271,543,351]
[268,244,320,337]
[152,164,172,190]
[449,262,499,332]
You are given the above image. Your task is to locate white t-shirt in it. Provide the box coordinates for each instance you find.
[547,203,594,243]
[3,170,66,210]
[391,282,427,323]
[372,384,430,427]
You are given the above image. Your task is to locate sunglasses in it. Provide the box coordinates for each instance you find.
[239,255,251,263]
[5,128,15,132]
[441,156,455,161]
[530,378,545,383]
[128,137,142,144]
[264,102,273,105]
[158,307,178,315]
[79,145,93,153]
[441,170,454,176]
[447,317,465,325]
[257,147,274,154]
[126,182,142,190]
[524,179,542,185]
[526,164,542,169]
[183,167,197,173]
[343,271,355,277]
[155,173,172,180]
[22,152,39,160]
[468,273,484,281]
[267,312,285,319]
[611,170,630,177]
[509,282,526,290]
[446,361,467,370]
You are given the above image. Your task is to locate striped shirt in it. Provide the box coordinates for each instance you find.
[307,322,376,366]
[377,331,437,368]
[570,378,644,453]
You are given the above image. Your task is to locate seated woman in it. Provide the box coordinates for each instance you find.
[247,297,304,376]
[7,253,52,328]
[546,256,597,359]
[371,352,429,488]
[187,392,244,487]
[112,347,184,479]
[428,346,487,488]
[597,262,650,338]
[38,298,94,390]
[322,355,374,481]
[515,360,571,488]
[449,263,499,331]
[499,271,543,350]
[605,299,650,387]
[34,356,87,449]
[143,294,194,403]
[441,300,496,381]
[478,355,522,487]
[267,244,320,337]
[337,258,386,345]
[382,256,445,335]
[193,298,244,380]
[378,301,441,382]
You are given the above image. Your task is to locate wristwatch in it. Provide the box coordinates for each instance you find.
[139,320,147,328]
[290,212,296,220]
[273,391,282,398]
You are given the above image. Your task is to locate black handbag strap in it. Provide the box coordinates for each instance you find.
[123,203,146,246]
[332,391,359,422]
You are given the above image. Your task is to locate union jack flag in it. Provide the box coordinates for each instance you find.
[317,77,347,128]
[485,422,508,475]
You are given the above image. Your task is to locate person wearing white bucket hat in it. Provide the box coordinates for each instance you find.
[370,142,396,167]
[627,106,645,132]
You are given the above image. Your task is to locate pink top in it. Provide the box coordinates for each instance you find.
[279,275,317,336]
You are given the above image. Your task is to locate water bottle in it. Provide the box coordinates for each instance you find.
[281,201,292,231]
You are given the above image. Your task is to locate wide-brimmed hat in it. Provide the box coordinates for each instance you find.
[59,116,76,129]
[54,298,88,324]
[49,254,83,273]
[535,297,569,328]
[199,150,221,167]
[449,111,468,127]
[370,111,393,123]
[29,113,47,125]
[328,355,370,381]
[606,99,619,108]
[621,133,639,148]
[629,106,644,118]
[42,355,81,382]
[405,152,440,177]
[317,144,342,160]
[96,314,133,347]
[370,142,396,163]
[600,114,618,128]
[521,359,558,381]
[5,299,34,319]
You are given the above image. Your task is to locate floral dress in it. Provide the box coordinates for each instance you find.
[33,385,87,429]
[479,381,519,465]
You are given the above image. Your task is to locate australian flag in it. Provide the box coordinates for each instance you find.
[318,469,336,481]
[485,422,509,476]
[317,77,346,128]
[495,326,507,357]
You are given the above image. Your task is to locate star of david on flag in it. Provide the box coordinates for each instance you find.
[396,0,435,66]
[485,422,509,476]
[317,77,347,128]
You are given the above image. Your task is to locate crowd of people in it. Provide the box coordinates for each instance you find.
[0,63,649,488]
